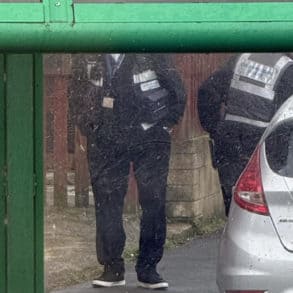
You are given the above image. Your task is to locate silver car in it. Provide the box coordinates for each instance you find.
[217,96,293,293]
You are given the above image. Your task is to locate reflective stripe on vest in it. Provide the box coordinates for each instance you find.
[225,113,270,128]
[232,53,293,94]
[140,79,160,91]
[230,78,274,101]
[225,53,293,128]
[133,69,157,84]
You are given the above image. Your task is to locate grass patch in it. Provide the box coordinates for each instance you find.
[192,216,226,236]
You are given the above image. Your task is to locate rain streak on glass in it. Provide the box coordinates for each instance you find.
[44,53,293,293]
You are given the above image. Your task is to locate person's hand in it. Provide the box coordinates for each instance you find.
[141,123,155,131]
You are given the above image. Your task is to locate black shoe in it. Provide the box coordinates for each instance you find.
[137,269,168,290]
[92,268,125,287]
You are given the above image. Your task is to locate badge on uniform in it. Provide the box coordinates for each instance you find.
[102,96,114,109]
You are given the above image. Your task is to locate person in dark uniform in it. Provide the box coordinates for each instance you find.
[69,54,186,289]
[198,53,293,216]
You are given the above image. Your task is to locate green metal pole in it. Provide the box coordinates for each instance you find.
[34,54,44,293]
[6,55,35,293]
[0,54,7,293]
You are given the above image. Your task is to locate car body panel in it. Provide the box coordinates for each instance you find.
[217,200,293,293]
[261,146,293,252]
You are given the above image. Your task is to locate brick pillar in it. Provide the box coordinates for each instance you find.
[166,135,224,220]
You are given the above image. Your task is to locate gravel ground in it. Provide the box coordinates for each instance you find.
[45,207,145,292]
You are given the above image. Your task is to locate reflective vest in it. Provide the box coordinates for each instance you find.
[132,54,170,124]
[224,53,293,129]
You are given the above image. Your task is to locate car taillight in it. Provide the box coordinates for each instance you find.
[234,147,269,216]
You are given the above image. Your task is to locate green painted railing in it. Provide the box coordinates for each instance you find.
[1,1,293,293]
[1,1,293,52]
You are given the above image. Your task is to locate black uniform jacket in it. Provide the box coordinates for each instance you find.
[198,54,293,164]
[69,54,186,145]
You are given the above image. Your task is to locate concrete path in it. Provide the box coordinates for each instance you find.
[52,232,221,293]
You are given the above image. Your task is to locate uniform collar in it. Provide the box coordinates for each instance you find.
[111,54,121,63]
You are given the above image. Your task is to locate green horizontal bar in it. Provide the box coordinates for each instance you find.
[74,2,293,23]
[1,2,293,23]
[0,2,293,51]
[1,22,293,52]
[0,4,44,22]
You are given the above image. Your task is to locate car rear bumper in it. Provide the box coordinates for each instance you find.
[217,200,293,293]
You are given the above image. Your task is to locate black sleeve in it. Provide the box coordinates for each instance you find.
[68,54,103,136]
[152,54,187,128]
[197,59,234,136]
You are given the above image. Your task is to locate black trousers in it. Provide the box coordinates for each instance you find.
[87,128,171,274]
[217,144,253,216]
[212,127,263,216]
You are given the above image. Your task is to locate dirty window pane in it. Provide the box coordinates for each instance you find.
[44,53,293,293]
